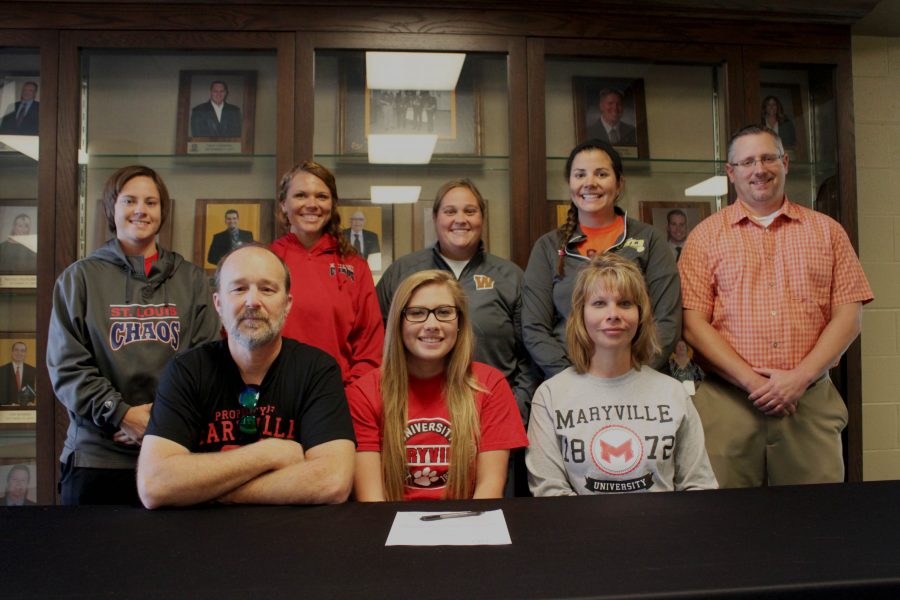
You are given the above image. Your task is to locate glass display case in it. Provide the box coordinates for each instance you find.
[0,3,869,499]
[312,49,515,274]
[543,56,729,236]
[0,47,40,506]
[758,64,841,221]
[78,48,280,266]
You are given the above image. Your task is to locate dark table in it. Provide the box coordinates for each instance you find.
[4,481,900,599]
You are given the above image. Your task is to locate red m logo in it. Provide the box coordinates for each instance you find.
[599,439,633,463]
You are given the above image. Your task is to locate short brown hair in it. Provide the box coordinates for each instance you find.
[101,165,171,235]
[566,253,660,373]
[726,125,784,163]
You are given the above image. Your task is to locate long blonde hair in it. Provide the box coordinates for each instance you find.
[566,253,660,373]
[380,270,481,500]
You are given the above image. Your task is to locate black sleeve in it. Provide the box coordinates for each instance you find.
[294,348,357,450]
[146,352,203,450]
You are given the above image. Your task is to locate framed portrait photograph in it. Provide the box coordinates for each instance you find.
[194,199,274,273]
[0,200,37,287]
[639,200,712,261]
[0,74,41,140]
[573,76,649,159]
[0,461,36,505]
[92,198,174,253]
[337,202,394,278]
[0,333,37,410]
[340,56,483,156]
[175,70,257,155]
[760,82,805,160]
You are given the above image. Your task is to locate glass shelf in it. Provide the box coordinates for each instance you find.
[0,153,39,167]
[314,153,511,173]
[84,153,276,170]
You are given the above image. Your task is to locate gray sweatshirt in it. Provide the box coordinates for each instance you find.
[526,367,717,495]
[47,240,221,468]
[522,209,682,378]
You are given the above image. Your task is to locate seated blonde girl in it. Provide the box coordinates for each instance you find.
[347,270,527,501]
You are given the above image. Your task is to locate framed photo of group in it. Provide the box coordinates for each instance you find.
[194,199,274,274]
[573,76,649,159]
[339,56,483,156]
[336,202,393,278]
[175,70,257,155]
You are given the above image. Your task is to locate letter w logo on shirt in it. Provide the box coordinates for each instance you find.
[599,439,633,463]
[473,274,494,290]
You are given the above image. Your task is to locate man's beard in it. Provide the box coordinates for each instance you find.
[227,308,287,350]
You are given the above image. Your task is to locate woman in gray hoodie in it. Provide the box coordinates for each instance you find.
[48,165,221,505]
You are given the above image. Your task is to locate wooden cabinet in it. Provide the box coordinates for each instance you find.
[0,1,875,502]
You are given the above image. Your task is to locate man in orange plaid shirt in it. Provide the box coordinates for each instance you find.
[679,125,873,487]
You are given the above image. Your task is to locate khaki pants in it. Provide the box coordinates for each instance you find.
[692,374,847,488]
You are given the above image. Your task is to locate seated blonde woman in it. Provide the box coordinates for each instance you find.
[347,270,527,501]
[526,254,716,495]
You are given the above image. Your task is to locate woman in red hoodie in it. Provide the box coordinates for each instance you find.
[270,162,383,385]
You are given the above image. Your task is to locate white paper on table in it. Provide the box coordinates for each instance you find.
[385,509,511,546]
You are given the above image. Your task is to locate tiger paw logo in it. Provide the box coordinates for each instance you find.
[405,418,451,490]
[473,274,495,290]
[413,467,440,487]
[590,424,643,476]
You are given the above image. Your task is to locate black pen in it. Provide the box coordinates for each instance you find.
[419,510,484,521]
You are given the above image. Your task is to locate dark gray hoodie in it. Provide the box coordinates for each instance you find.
[48,240,221,468]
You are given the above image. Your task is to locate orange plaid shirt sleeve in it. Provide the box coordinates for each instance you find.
[679,199,873,370]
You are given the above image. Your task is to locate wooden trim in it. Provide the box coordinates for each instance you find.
[0,4,855,49]
[0,0,881,21]
[274,32,295,230]
[835,52,862,482]
[526,38,548,247]
[507,36,529,268]
[35,30,60,505]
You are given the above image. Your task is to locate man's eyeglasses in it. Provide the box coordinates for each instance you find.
[728,154,784,169]
[402,305,459,323]
[238,384,260,437]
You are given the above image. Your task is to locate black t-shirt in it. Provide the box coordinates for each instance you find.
[147,338,356,452]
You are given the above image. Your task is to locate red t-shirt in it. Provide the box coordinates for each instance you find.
[347,362,528,501]
[144,252,159,277]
